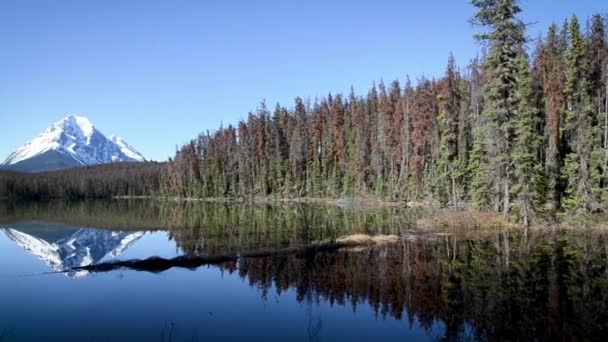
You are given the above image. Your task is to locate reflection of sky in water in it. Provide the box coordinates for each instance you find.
[0,223,442,341]
[101,231,182,261]
[1,227,148,276]
[0,231,48,276]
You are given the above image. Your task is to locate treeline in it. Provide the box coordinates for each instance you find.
[0,162,166,200]
[166,1,608,223]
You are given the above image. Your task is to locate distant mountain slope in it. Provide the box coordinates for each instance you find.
[1,114,145,172]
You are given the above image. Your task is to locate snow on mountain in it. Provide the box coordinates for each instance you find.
[0,227,146,277]
[1,114,145,171]
[110,135,145,162]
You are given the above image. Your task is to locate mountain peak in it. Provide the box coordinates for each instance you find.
[1,114,145,172]
[61,114,94,137]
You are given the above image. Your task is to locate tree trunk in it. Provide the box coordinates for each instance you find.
[522,198,529,227]
[451,171,457,209]
[503,177,510,222]
[399,97,411,188]
[604,76,608,152]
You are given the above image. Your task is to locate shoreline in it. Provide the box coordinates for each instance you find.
[6,195,608,233]
[113,195,424,209]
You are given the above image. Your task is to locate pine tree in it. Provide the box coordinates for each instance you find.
[537,23,566,215]
[410,78,435,195]
[470,0,525,219]
[562,15,601,213]
[585,15,608,203]
[437,53,462,206]
[587,15,607,98]
[289,97,309,196]
[398,77,413,196]
[513,54,545,225]
[469,130,492,209]
[330,94,346,195]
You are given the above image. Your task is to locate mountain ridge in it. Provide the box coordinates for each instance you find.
[1,114,145,172]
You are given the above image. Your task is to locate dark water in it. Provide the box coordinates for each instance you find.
[0,201,607,341]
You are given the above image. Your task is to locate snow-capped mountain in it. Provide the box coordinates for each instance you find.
[1,114,145,172]
[0,227,146,277]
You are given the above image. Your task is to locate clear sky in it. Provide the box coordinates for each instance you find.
[0,0,604,161]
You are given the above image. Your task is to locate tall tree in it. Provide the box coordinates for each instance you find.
[470,0,525,220]
[437,53,462,206]
[289,97,309,195]
[409,78,436,194]
[585,15,608,202]
[562,15,602,213]
[536,23,566,214]
[513,54,545,225]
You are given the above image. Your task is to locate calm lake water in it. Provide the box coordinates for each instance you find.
[0,200,607,341]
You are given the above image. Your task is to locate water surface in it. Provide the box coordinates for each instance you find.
[0,200,607,341]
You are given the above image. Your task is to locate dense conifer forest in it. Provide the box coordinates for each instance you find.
[1,0,607,225]
[0,162,166,200]
[165,1,608,224]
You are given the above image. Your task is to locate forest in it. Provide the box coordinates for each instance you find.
[0,162,166,200]
[164,1,608,224]
[1,1,607,226]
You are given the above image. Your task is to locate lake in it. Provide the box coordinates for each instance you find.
[0,200,607,341]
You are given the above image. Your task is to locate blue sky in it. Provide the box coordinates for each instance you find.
[0,0,604,161]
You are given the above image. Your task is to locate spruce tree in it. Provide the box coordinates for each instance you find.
[437,54,462,206]
[470,0,525,219]
[562,15,602,213]
[537,23,566,215]
[513,54,546,225]
[586,15,608,203]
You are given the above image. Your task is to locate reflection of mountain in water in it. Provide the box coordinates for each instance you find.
[0,226,145,277]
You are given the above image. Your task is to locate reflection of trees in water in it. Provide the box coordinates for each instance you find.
[0,199,164,229]
[4,200,608,339]
[0,200,423,241]
[165,202,422,257]
[207,232,608,341]
[0,325,15,342]
[306,296,323,342]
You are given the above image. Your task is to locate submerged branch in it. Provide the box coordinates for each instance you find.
[70,255,237,273]
[68,234,401,274]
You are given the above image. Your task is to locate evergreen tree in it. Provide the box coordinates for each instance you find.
[585,15,608,203]
[562,15,601,213]
[513,54,546,225]
[437,53,462,206]
[537,23,566,215]
[470,0,525,220]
